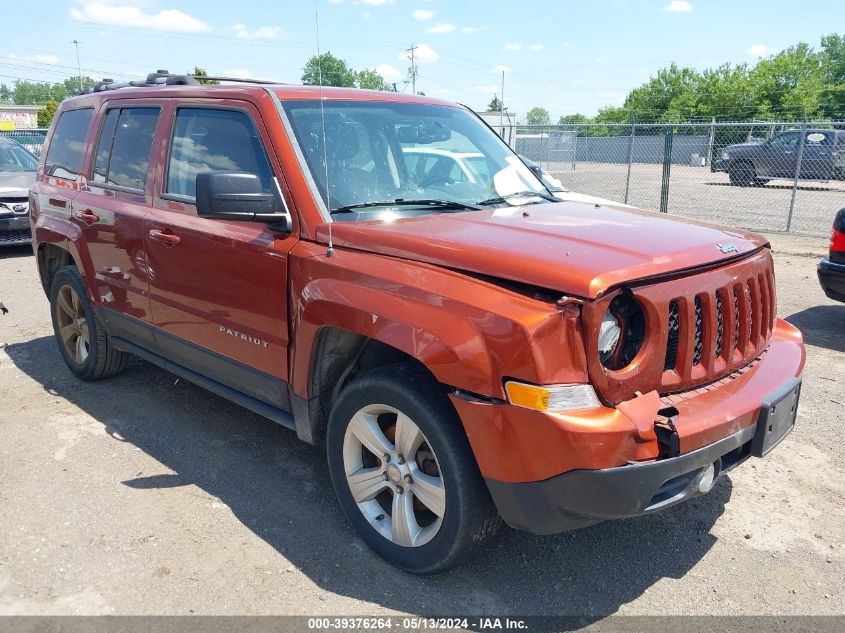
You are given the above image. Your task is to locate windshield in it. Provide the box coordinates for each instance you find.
[282,99,549,220]
[0,143,38,172]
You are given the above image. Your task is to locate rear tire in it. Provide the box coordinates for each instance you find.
[326,364,500,573]
[49,265,128,381]
[729,161,757,187]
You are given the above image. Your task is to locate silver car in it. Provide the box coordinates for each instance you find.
[0,137,37,247]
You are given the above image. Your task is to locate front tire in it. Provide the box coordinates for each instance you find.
[326,364,499,573]
[728,161,757,186]
[50,265,128,381]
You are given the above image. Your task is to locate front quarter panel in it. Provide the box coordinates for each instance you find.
[288,240,590,401]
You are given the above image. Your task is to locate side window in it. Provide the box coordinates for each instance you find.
[92,109,119,183]
[91,107,160,190]
[166,108,274,199]
[44,108,94,179]
[771,133,799,148]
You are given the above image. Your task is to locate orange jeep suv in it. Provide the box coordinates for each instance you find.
[30,72,805,573]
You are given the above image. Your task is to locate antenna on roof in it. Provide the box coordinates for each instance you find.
[314,0,333,257]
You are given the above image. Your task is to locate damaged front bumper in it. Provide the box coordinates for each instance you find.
[450,318,805,534]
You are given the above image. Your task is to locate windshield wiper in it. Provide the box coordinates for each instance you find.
[331,198,480,214]
[476,190,558,206]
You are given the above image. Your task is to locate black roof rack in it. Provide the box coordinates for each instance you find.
[83,70,283,94]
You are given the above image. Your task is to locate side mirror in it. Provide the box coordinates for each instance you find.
[518,155,545,180]
[196,171,290,230]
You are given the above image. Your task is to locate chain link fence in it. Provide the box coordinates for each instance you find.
[511,121,845,236]
[0,128,48,156]
[3,124,844,236]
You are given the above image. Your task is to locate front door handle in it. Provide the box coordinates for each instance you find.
[75,209,100,224]
[148,228,181,246]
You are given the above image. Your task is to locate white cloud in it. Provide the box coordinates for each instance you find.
[374,63,402,81]
[529,43,543,51]
[359,0,394,5]
[8,53,59,64]
[329,0,344,3]
[426,23,456,34]
[748,44,774,57]
[461,26,481,34]
[69,3,210,33]
[361,11,371,19]
[224,68,253,79]
[492,64,509,73]
[663,1,692,12]
[412,9,435,21]
[231,24,281,40]
[504,42,522,51]
[398,42,438,62]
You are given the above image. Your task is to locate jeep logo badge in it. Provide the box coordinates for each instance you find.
[717,242,739,254]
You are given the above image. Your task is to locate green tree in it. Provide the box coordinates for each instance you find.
[487,95,503,112]
[623,63,700,122]
[558,113,588,124]
[749,42,824,119]
[356,68,390,91]
[191,66,219,85]
[10,79,66,105]
[37,100,59,127]
[301,52,356,87]
[62,76,96,95]
[525,106,550,125]
[819,33,845,119]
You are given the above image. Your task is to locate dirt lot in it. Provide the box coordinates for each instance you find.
[0,234,843,617]
[547,162,845,237]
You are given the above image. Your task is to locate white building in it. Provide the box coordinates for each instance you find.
[0,105,42,130]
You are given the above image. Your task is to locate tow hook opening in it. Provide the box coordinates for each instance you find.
[655,406,680,458]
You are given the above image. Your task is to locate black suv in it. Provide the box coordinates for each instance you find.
[714,129,845,186]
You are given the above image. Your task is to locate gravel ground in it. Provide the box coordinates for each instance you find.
[0,234,843,617]
[546,162,845,237]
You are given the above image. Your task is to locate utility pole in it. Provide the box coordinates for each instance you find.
[406,44,418,94]
[72,40,82,93]
[500,70,505,133]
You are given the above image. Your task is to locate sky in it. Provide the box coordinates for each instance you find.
[3,0,845,120]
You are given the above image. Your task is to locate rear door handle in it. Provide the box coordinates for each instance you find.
[148,228,181,246]
[75,209,100,224]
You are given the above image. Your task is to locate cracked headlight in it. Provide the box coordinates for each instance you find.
[599,294,646,371]
[598,310,622,364]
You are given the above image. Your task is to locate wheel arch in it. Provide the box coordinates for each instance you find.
[291,292,496,444]
[37,242,77,296]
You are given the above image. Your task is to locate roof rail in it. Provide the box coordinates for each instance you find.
[82,70,283,94]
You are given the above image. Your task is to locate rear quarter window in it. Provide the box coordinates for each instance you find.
[44,108,94,180]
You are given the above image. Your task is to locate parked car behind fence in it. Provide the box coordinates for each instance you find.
[0,129,48,157]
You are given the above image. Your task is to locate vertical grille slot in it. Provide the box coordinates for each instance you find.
[665,299,680,371]
[731,286,742,350]
[715,292,724,357]
[757,273,770,338]
[692,296,703,366]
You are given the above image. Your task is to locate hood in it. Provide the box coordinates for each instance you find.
[319,201,767,299]
[725,141,764,151]
[552,190,636,210]
[0,171,35,195]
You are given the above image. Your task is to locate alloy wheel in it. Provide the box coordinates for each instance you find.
[342,404,446,547]
[55,285,90,364]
